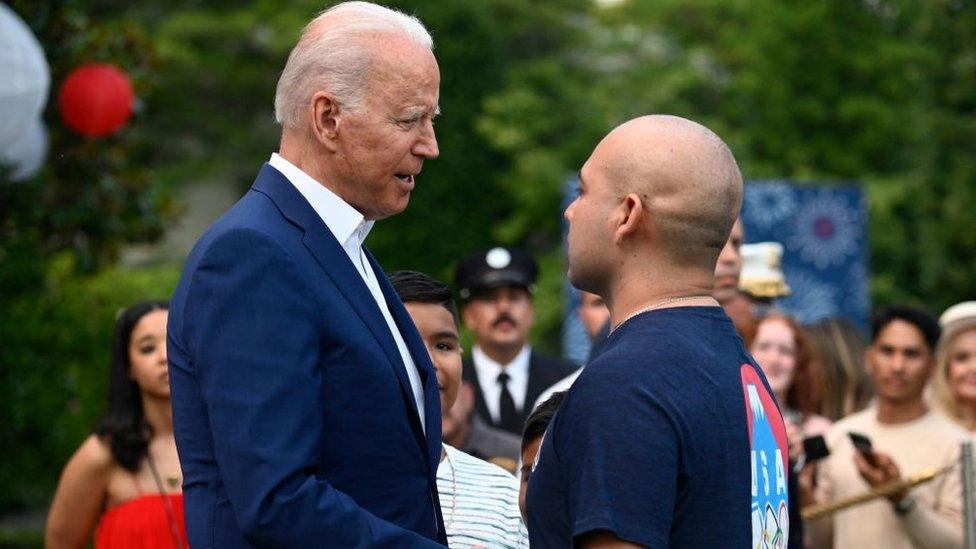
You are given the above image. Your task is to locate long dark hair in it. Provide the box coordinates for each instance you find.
[94,300,169,471]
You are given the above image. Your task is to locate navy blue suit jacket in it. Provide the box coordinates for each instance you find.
[168,164,447,547]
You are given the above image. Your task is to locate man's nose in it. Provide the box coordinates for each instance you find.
[564,201,575,221]
[413,119,439,159]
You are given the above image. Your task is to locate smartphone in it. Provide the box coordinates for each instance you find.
[802,435,830,461]
[848,432,873,454]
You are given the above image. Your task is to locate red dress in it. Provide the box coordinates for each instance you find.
[94,493,187,549]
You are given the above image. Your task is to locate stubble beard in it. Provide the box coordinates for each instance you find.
[567,256,607,300]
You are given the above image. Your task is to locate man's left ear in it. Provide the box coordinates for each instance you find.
[613,193,644,244]
[310,91,342,150]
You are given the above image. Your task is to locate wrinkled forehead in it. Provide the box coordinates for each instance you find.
[366,44,440,104]
[368,33,438,75]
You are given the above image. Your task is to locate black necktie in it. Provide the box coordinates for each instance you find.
[497,371,519,434]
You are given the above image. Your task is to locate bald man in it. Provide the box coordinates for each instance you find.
[526,116,790,548]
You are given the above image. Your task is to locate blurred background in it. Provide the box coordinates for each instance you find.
[1,0,973,543]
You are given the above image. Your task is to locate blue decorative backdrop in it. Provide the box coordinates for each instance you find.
[561,178,871,361]
[741,180,870,331]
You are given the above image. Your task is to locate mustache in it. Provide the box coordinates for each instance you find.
[492,314,517,328]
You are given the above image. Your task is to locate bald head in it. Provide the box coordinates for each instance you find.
[593,115,742,269]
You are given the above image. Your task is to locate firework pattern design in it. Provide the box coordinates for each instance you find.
[743,181,869,330]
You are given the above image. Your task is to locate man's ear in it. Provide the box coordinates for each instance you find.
[310,91,341,150]
[613,193,644,244]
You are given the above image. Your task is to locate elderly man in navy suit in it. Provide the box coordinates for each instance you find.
[167,2,446,546]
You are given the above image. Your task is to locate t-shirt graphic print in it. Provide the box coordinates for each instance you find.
[741,364,790,549]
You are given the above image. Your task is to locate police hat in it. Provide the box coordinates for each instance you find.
[455,247,538,300]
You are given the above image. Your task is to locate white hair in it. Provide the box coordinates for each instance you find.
[274,1,433,129]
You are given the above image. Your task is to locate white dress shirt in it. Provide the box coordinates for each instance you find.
[269,153,426,433]
[472,345,531,423]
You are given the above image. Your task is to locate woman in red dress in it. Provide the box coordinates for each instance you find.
[46,301,187,548]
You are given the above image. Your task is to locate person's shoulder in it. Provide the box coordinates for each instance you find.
[926,409,974,442]
[446,446,518,487]
[824,409,872,444]
[68,434,116,476]
[185,217,303,282]
[533,368,583,412]
[531,351,579,377]
[582,330,683,384]
[828,408,872,432]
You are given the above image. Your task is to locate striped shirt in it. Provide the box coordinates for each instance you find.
[437,444,528,548]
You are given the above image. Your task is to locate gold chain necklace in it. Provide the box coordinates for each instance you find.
[609,295,717,335]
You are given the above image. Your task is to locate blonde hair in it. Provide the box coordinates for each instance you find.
[932,325,976,429]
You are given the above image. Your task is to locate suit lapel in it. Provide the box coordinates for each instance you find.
[251,164,427,443]
[367,249,443,470]
[462,356,493,428]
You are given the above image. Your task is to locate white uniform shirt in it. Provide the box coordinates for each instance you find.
[269,153,426,433]
[472,345,530,422]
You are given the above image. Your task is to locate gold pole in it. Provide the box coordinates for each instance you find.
[802,465,951,521]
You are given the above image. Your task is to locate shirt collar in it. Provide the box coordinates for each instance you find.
[269,153,375,248]
[472,345,531,377]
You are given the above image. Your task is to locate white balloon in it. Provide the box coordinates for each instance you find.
[1,117,47,181]
[0,2,50,153]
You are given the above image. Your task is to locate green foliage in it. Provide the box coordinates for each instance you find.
[0,258,180,511]
[0,1,177,513]
[0,0,177,278]
[0,526,43,549]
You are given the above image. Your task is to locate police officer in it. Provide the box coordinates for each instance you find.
[455,247,578,436]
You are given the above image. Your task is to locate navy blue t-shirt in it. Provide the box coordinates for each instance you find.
[526,306,789,548]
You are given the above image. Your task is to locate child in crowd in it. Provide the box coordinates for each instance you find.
[518,391,567,523]
[390,270,527,548]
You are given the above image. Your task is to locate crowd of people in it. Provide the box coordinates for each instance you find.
[42,2,976,548]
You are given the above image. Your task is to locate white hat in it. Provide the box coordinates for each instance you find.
[739,242,791,298]
[940,301,976,344]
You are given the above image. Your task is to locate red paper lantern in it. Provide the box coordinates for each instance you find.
[58,64,134,137]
